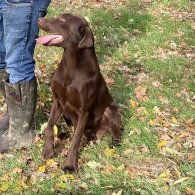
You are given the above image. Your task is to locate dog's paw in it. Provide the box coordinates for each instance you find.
[42,145,54,160]
[63,163,77,173]
[112,139,121,147]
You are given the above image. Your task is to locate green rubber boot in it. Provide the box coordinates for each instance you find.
[0,69,9,133]
[0,78,37,152]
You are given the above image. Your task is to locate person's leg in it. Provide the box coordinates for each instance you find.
[0,0,50,151]
[0,11,9,133]
[4,4,35,83]
[0,10,6,71]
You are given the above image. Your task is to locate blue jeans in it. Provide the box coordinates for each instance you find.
[0,0,51,83]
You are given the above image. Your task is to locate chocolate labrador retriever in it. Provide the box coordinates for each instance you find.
[37,13,121,172]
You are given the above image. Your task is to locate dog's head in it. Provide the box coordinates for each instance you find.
[36,13,93,49]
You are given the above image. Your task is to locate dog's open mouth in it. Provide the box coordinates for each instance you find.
[36,35,64,45]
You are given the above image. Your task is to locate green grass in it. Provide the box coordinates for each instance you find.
[0,0,194,194]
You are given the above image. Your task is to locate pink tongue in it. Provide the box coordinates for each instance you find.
[36,35,62,44]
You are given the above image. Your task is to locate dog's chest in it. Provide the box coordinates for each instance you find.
[52,76,97,110]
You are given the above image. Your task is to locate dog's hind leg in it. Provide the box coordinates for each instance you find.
[43,100,62,160]
[63,114,72,127]
[104,106,121,147]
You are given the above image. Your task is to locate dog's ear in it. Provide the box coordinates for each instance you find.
[78,27,93,49]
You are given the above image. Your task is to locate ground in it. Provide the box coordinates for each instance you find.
[0,0,194,194]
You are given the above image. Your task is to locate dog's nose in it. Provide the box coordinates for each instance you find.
[38,18,45,26]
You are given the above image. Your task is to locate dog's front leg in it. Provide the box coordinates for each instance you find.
[63,111,88,173]
[43,101,62,160]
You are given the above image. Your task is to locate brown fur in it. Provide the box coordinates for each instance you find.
[38,13,121,172]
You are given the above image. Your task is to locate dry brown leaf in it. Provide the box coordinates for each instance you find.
[152,81,162,87]
[153,106,163,116]
[186,119,195,128]
[179,131,190,139]
[192,139,195,147]
[135,86,148,101]
[160,133,171,141]
[112,189,123,195]
[80,182,89,191]
[123,149,134,155]
[186,188,195,195]
[188,153,195,161]
[12,168,22,174]
[155,48,168,60]
[105,77,114,85]
[191,22,195,30]
[101,164,115,174]
[136,107,148,116]
[158,95,169,104]
[0,153,4,160]
[33,135,41,144]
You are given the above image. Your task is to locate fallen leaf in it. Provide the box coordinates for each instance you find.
[123,149,134,155]
[153,106,162,116]
[105,78,114,85]
[170,41,177,49]
[155,48,168,60]
[53,125,58,136]
[159,170,171,181]
[152,81,162,87]
[134,128,141,135]
[87,161,102,169]
[40,122,47,133]
[0,182,9,192]
[142,144,149,153]
[179,131,190,139]
[33,135,41,144]
[112,189,123,195]
[171,116,178,124]
[0,153,4,160]
[136,107,148,116]
[186,188,195,195]
[80,182,89,190]
[55,182,67,190]
[84,16,91,23]
[134,86,148,101]
[12,168,22,174]
[188,153,195,161]
[130,99,137,108]
[37,165,46,173]
[104,148,115,158]
[192,139,195,147]
[157,140,167,149]
[149,119,155,126]
[46,159,57,167]
[116,164,125,171]
[160,133,171,141]
[186,119,195,128]
[59,174,75,181]
[101,164,115,174]
[191,22,195,30]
